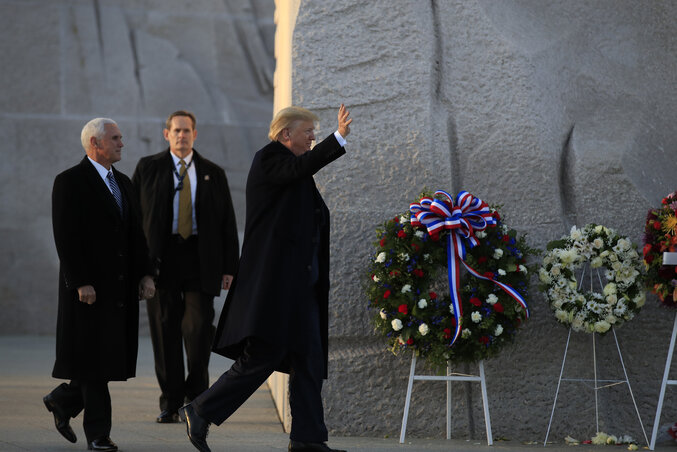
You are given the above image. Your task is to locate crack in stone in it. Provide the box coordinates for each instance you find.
[559,124,577,229]
[92,0,105,72]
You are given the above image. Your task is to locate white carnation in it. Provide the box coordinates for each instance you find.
[462,328,472,339]
[391,319,403,331]
[401,284,412,294]
[493,248,504,259]
[379,309,388,319]
[498,268,506,276]
[418,299,427,309]
[486,294,498,305]
[471,311,482,323]
[415,230,425,238]
[375,252,386,263]
[494,324,504,336]
[418,323,429,336]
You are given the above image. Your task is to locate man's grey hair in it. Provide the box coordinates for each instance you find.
[81,117,117,151]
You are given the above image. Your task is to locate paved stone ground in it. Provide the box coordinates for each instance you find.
[1,335,676,452]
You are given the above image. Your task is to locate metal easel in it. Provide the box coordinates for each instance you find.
[544,263,648,446]
[648,252,677,450]
[399,351,493,445]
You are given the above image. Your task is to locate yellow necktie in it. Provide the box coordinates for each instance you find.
[178,159,192,239]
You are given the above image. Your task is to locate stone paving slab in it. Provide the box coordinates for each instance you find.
[1,335,676,452]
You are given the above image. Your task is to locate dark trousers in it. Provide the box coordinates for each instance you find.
[48,380,111,442]
[147,235,216,411]
[192,300,327,443]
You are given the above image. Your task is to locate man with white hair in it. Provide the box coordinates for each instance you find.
[43,118,155,452]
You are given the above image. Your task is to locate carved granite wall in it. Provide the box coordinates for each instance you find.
[290,0,677,443]
[0,0,274,334]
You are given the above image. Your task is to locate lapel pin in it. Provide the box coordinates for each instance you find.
[204,175,210,181]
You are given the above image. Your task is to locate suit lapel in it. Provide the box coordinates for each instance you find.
[80,157,122,221]
[193,150,203,227]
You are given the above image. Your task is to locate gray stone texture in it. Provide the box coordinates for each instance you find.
[0,0,274,335]
[291,0,677,443]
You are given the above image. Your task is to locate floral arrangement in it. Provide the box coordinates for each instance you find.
[539,224,645,334]
[643,190,677,308]
[366,190,538,369]
[565,432,638,449]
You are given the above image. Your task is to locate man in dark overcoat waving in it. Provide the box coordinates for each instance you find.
[180,104,353,452]
[44,118,155,452]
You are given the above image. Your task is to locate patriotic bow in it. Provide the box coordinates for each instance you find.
[409,190,530,346]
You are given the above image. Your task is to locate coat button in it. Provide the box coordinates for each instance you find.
[307,265,312,271]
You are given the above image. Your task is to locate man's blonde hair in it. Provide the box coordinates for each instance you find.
[268,106,319,141]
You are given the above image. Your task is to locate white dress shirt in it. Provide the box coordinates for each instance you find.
[87,156,117,195]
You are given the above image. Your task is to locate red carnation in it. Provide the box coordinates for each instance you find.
[444,328,452,339]
[654,220,662,230]
[470,297,482,306]
[412,268,424,278]
[383,290,391,299]
[380,237,386,247]
[643,243,653,257]
[397,230,407,239]
[478,256,488,265]
[406,338,414,345]
[479,336,490,345]
[502,235,510,243]
[493,302,504,313]
[393,216,400,223]
[411,242,420,251]
[663,197,669,205]
[398,304,408,315]
[483,271,495,280]
[645,254,655,264]
[389,270,400,277]
[429,291,437,300]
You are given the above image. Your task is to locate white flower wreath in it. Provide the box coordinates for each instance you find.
[539,224,645,334]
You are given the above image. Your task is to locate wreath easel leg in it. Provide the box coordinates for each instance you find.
[649,312,677,450]
[399,350,493,445]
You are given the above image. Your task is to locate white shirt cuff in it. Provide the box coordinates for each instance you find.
[333,131,347,147]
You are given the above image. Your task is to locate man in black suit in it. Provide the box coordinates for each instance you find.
[44,118,155,452]
[179,104,353,452]
[132,111,239,423]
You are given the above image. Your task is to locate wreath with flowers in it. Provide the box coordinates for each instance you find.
[366,190,538,369]
[643,191,677,308]
[539,224,645,334]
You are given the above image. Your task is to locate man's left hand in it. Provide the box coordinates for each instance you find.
[222,274,234,291]
[139,275,156,300]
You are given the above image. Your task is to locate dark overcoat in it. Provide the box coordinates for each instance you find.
[132,149,239,295]
[52,157,150,381]
[212,134,345,377]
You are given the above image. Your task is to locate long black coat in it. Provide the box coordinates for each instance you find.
[212,134,345,377]
[52,157,150,381]
[132,149,239,295]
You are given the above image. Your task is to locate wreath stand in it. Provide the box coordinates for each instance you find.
[544,262,648,447]
[399,350,493,445]
[648,252,677,450]
[543,328,648,446]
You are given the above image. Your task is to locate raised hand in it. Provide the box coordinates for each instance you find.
[337,104,353,138]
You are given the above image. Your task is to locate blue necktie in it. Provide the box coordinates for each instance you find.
[107,170,123,214]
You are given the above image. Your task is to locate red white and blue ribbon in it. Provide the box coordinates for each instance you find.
[410,190,530,346]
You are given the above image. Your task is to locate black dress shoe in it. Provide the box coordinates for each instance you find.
[179,404,211,452]
[156,409,181,423]
[87,436,118,451]
[43,394,76,443]
[288,440,347,452]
